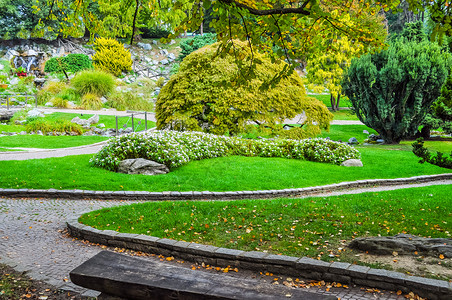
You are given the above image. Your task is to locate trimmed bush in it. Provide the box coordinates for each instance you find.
[140,26,171,38]
[91,131,360,171]
[71,70,115,97]
[156,41,332,136]
[178,33,216,60]
[81,93,103,110]
[44,54,92,73]
[92,38,132,76]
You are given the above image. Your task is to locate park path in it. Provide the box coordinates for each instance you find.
[3,181,445,299]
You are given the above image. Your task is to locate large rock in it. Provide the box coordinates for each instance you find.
[0,109,15,121]
[341,159,363,167]
[118,158,169,175]
[71,117,89,126]
[88,114,99,125]
[27,109,44,118]
[349,234,452,258]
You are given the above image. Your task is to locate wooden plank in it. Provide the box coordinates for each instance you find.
[70,251,336,300]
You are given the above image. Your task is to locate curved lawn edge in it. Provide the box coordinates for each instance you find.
[66,216,452,300]
[0,173,451,200]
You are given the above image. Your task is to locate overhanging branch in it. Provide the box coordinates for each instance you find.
[219,0,311,16]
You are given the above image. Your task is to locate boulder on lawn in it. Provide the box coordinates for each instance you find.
[71,117,89,126]
[88,114,99,125]
[118,158,169,175]
[341,159,363,167]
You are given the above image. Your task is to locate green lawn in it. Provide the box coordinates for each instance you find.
[310,94,352,108]
[79,185,452,269]
[331,110,359,121]
[0,135,110,149]
[320,125,377,142]
[0,144,449,191]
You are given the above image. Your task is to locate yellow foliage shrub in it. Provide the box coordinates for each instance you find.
[81,93,103,110]
[92,38,132,76]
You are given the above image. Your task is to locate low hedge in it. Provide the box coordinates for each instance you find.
[91,131,360,171]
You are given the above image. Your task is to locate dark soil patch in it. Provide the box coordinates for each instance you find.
[0,264,93,300]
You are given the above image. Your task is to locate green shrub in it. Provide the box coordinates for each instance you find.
[107,91,153,111]
[92,38,132,76]
[155,77,165,87]
[44,54,93,73]
[342,39,450,144]
[81,93,103,110]
[178,33,216,60]
[156,41,332,136]
[71,70,115,96]
[25,118,83,135]
[91,131,360,171]
[412,138,452,169]
[140,26,171,38]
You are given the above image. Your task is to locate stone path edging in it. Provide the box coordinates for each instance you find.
[66,217,452,300]
[0,173,451,200]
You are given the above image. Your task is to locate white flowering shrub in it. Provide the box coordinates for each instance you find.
[90,131,361,171]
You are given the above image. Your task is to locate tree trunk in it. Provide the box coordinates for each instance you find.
[330,94,340,111]
[130,0,140,46]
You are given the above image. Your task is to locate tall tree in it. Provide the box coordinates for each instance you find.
[342,39,450,144]
[33,1,393,59]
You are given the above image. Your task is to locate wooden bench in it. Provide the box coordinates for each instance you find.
[70,251,337,300]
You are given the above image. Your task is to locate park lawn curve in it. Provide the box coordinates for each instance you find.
[0,144,450,192]
[0,135,109,149]
[79,185,452,278]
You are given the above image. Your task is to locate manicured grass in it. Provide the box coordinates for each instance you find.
[0,135,109,149]
[310,94,352,108]
[79,185,452,263]
[0,124,24,133]
[0,144,449,191]
[331,110,359,121]
[320,125,378,142]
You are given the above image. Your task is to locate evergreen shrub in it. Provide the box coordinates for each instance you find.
[92,38,132,76]
[342,39,450,144]
[178,33,216,60]
[44,54,92,73]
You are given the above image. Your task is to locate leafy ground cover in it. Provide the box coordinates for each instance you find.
[0,143,449,191]
[79,185,452,279]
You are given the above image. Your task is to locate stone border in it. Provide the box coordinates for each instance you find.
[1,174,451,200]
[67,218,452,300]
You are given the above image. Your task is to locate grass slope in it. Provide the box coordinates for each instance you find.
[0,145,449,191]
[79,185,452,266]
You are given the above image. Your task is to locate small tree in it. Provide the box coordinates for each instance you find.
[342,39,450,144]
[156,41,332,137]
